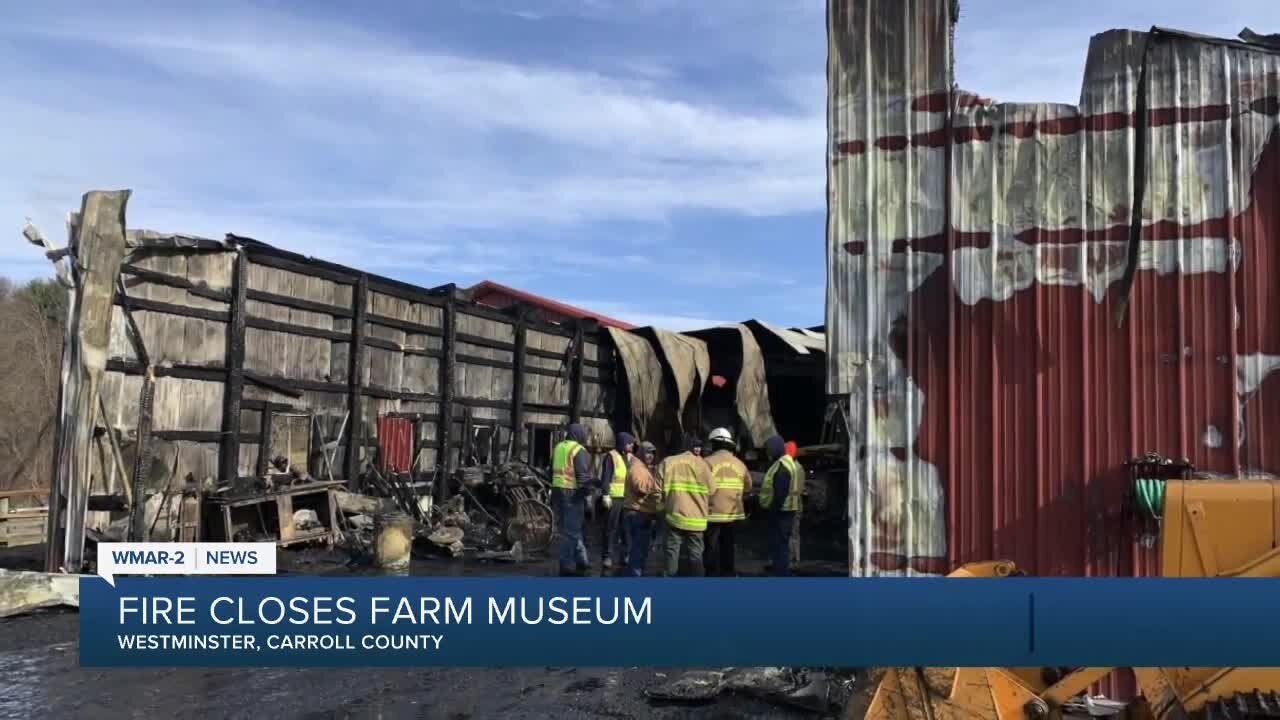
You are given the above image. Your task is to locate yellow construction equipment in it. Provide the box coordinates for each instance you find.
[860,479,1280,719]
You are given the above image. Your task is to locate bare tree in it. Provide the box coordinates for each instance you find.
[0,277,64,491]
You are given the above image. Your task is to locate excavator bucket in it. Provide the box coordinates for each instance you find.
[862,667,1046,719]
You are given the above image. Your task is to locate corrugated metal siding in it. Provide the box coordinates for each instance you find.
[828,0,1280,586]
[828,0,955,577]
[377,416,414,473]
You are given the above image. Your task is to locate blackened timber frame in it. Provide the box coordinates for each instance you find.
[345,274,368,486]
[569,319,585,423]
[219,250,248,484]
[98,234,621,496]
[511,303,528,462]
[438,285,458,504]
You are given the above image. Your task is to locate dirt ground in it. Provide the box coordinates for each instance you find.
[0,511,854,719]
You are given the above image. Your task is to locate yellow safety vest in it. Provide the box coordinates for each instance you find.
[760,455,804,512]
[607,449,627,498]
[551,440,584,490]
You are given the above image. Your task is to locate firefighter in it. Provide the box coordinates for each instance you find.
[657,434,716,576]
[623,441,662,576]
[550,423,594,576]
[599,431,635,572]
[702,427,749,576]
[759,434,804,576]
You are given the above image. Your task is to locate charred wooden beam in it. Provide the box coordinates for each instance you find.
[362,385,440,403]
[154,430,260,444]
[454,397,515,412]
[524,402,571,414]
[461,406,474,465]
[363,336,442,357]
[120,264,231,302]
[87,494,128,512]
[511,304,528,462]
[127,370,155,542]
[526,346,569,362]
[114,279,151,368]
[235,239,357,285]
[245,288,352,318]
[113,295,229,323]
[524,365,566,379]
[242,399,296,413]
[345,274,368,487]
[438,285,458,503]
[107,360,225,383]
[569,320,585,423]
[219,250,249,485]
[456,304,523,328]
[366,312,443,337]
[455,353,515,371]
[242,371,304,399]
[256,408,273,477]
[455,331,515,353]
[367,277,447,309]
[48,190,131,572]
[245,316,349,341]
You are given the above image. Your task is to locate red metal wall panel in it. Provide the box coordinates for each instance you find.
[377,416,413,473]
[828,0,1280,591]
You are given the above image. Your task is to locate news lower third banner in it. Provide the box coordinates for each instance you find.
[79,576,1280,667]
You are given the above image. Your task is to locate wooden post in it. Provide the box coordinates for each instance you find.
[345,274,368,488]
[256,409,273,477]
[47,190,131,572]
[437,285,458,505]
[511,304,527,462]
[569,319,585,423]
[219,249,248,485]
[127,368,156,542]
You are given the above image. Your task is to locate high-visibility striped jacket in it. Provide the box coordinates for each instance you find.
[602,449,628,498]
[759,455,804,512]
[657,451,716,532]
[704,449,749,523]
[551,439,588,492]
[623,457,662,514]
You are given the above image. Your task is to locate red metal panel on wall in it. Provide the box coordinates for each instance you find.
[377,416,413,473]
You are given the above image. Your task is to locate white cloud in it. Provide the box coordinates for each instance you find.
[0,2,823,304]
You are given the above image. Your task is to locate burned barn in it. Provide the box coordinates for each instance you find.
[35,190,832,571]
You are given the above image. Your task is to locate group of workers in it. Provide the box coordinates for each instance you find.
[549,422,805,577]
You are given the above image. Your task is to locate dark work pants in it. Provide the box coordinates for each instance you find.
[624,511,656,577]
[768,511,795,577]
[703,521,739,577]
[603,499,627,565]
[662,527,705,577]
[553,488,588,573]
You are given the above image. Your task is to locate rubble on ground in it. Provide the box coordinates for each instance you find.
[646,667,859,715]
[335,462,554,565]
[0,569,81,618]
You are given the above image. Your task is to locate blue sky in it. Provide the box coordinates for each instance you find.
[4,1,1278,330]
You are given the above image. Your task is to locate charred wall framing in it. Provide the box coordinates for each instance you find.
[80,232,619,515]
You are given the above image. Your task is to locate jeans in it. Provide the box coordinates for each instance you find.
[553,488,589,573]
[703,521,739,577]
[662,526,705,577]
[624,511,656,577]
[768,511,795,576]
[603,499,627,565]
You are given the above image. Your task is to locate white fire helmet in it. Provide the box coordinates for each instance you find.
[707,427,734,447]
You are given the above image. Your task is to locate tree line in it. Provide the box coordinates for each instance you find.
[0,276,67,491]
